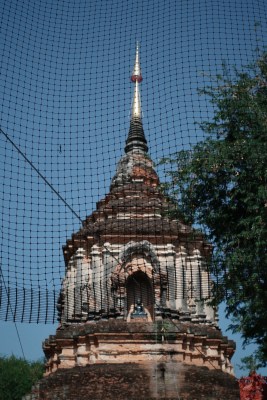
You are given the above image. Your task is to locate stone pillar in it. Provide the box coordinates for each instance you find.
[74,248,86,318]
[186,249,201,321]
[193,249,205,318]
[102,242,112,313]
[76,337,89,366]
[64,257,75,321]
[80,258,91,318]
[164,244,176,310]
[200,260,216,323]
[199,256,210,300]
[175,246,188,313]
[91,244,102,315]
[198,255,214,321]
[103,243,120,315]
[58,339,76,369]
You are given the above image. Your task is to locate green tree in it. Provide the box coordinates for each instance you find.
[0,355,44,400]
[162,52,267,365]
[238,355,263,374]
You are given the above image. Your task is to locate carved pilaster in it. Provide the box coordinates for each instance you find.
[64,257,75,321]
[74,248,86,318]
[175,246,188,314]
[163,244,176,309]
[91,244,102,314]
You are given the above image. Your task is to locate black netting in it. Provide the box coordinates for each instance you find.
[0,0,266,323]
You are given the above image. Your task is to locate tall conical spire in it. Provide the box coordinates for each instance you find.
[124,42,148,154]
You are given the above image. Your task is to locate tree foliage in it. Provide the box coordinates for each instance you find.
[162,52,267,365]
[238,355,263,374]
[0,355,44,400]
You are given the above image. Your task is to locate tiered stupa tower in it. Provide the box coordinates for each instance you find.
[40,44,239,400]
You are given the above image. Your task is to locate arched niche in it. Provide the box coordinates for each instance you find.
[119,240,160,273]
[111,241,167,319]
[126,270,154,320]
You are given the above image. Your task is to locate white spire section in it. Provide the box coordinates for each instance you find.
[131,81,142,119]
[131,42,143,83]
[130,42,143,120]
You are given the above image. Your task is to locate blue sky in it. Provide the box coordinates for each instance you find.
[0,0,267,378]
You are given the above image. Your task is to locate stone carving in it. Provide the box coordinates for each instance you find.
[187,278,197,311]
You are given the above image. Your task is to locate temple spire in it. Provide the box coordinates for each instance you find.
[124,42,148,154]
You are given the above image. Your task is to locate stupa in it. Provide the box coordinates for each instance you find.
[37,44,239,400]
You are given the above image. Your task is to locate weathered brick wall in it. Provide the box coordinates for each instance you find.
[27,362,239,399]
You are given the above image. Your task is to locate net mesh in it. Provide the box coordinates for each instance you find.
[0,0,266,323]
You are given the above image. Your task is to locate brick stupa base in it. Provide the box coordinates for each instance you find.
[23,320,240,399]
[28,362,239,400]
[43,320,235,375]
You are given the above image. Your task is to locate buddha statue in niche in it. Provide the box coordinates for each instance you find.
[131,298,147,319]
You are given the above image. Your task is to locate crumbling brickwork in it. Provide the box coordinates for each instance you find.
[27,363,239,400]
